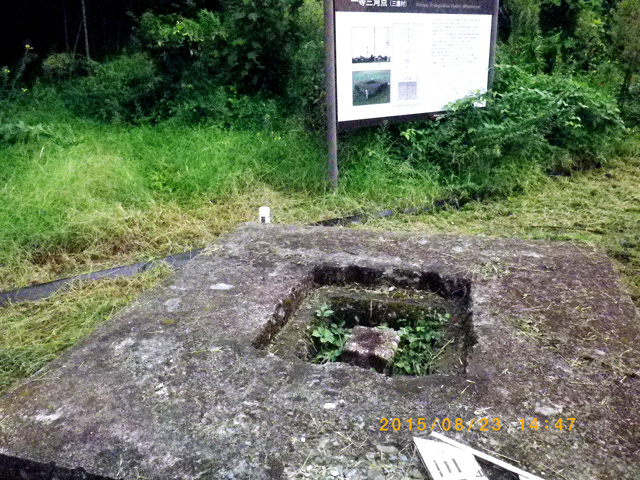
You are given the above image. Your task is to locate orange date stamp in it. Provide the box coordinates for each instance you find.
[380,417,502,432]
[380,417,577,432]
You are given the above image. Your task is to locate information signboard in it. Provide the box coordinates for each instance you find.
[332,0,498,130]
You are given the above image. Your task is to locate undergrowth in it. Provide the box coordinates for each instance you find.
[392,312,450,376]
[310,305,349,364]
[361,131,640,305]
[0,69,634,294]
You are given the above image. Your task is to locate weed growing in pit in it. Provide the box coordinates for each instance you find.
[314,304,333,319]
[310,304,451,375]
[310,321,350,364]
[392,311,450,376]
[310,304,350,364]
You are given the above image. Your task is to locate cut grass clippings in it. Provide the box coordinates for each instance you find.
[358,136,640,305]
[0,263,172,396]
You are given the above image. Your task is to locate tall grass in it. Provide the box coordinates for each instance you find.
[0,73,631,291]
[0,96,447,289]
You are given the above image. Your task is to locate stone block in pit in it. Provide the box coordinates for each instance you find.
[342,326,400,373]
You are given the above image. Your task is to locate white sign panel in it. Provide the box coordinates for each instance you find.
[414,438,486,479]
[332,0,496,128]
[336,12,492,123]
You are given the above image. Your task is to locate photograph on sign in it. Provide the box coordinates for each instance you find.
[352,70,391,106]
[334,0,496,127]
[351,27,391,63]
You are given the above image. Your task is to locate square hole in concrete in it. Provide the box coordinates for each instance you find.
[266,266,476,377]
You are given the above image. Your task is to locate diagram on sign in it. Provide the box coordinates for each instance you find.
[392,23,422,105]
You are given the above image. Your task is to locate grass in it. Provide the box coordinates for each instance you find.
[0,92,638,396]
[359,133,640,304]
[4,82,626,293]
[0,99,458,291]
[0,263,172,396]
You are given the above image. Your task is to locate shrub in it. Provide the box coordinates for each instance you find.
[394,65,625,189]
[621,87,640,126]
[139,2,303,97]
[169,84,282,129]
[65,53,160,123]
[41,53,96,82]
[138,9,225,88]
[220,0,302,94]
[135,4,305,123]
[286,0,325,128]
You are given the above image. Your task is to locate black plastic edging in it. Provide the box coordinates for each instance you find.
[0,249,203,307]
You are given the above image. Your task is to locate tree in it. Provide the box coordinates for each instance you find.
[611,0,640,107]
[501,0,545,72]
[81,0,90,59]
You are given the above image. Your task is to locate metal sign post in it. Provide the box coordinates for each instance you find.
[487,0,500,89]
[325,0,339,189]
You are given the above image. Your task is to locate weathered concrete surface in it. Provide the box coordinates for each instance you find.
[0,223,639,479]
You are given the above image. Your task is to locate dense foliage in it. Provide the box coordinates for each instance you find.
[395,65,624,189]
[2,0,637,129]
[0,0,637,207]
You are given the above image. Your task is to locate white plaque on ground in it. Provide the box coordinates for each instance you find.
[414,437,485,479]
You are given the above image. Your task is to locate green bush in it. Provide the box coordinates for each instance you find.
[66,53,160,123]
[138,9,224,88]
[135,3,305,123]
[221,0,301,94]
[621,87,640,126]
[286,0,325,128]
[139,1,303,97]
[392,312,450,376]
[41,53,96,82]
[394,65,625,194]
[11,2,318,127]
[168,84,282,129]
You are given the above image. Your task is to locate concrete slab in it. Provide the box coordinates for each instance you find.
[0,223,639,479]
